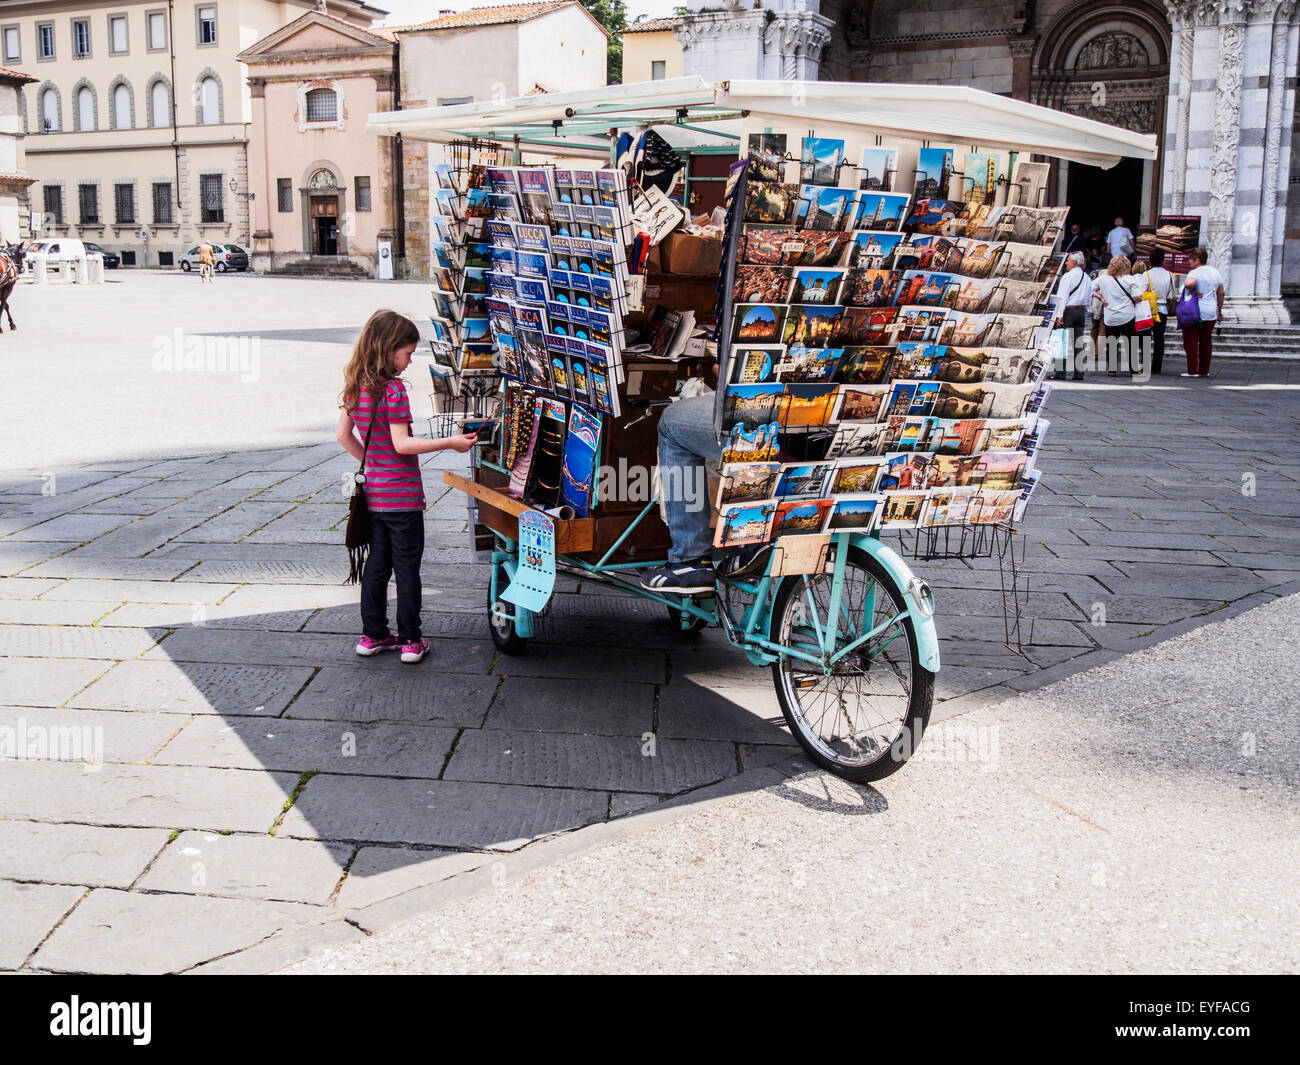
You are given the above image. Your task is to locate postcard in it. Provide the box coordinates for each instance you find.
[795,185,855,231]
[778,346,842,383]
[828,458,885,495]
[734,264,794,303]
[783,304,845,346]
[747,133,788,184]
[744,182,800,225]
[951,276,1002,314]
[734,303,787,343]
[938,310,996,347]
[842,268,900,308]
[906,198,972,236]
[773,498,834,537]
[715,499,779,548]
[859,148,898,192]
[895,270,959,308]
[834,345,894,384]
[801,137,845,185]
[789,267,846,304]
[729,344,784,385]
[920,486,978,528]
[967,488,1021,525]
[983,417,1037,452]
[844,230,907,270]
[718,461,781,507]
[952,237,1003,278]
[993,277,1052,315]
[893,342,943,380]
[989,313,1048,349]
[737,226,795,265]
[825,420,889,459]
[783,384,838,428]
[913,147,955,201]
[831,384,888,422]
[879,490,928,530]
[494,333,523,382]
[963,151,1001,205]
[836,307,899,347]
[774,461,833,499]
[722,421,781,465]
[1009,159,1050,209]
[932,380,1036,420]
[827,493,884,533]
[852,192,910,231]
[723,383,787,432]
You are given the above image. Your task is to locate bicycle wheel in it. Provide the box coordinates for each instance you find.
[769,546,933,782]
[488,559,528,655]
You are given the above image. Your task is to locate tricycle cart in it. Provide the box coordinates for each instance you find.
[370,78,1155,782]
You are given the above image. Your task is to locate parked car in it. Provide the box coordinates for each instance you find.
[179,242,250,272]
[31,238,87,264]
[81,242,120,268]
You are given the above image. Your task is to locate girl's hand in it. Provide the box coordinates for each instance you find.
[446,433,478,453]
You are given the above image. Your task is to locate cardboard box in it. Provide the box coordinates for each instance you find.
[658,231,723,277]
[643,272,719,319]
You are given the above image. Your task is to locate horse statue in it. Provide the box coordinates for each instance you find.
[0,243,20,333]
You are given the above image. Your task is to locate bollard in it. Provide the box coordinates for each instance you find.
[87,254,105,284]
[31,253,48,284]
[74,256,88,284]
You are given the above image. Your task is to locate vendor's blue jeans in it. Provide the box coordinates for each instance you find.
[658,393,722,562]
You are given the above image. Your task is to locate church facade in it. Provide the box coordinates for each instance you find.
[675,1,1299,323]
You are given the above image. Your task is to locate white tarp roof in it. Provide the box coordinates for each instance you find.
[366,75,1156,168]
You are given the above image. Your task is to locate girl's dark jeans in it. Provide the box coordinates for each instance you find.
[360,509,424,642]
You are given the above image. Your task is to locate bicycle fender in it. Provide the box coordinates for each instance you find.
[850,534,941,674]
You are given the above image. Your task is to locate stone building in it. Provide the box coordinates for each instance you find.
[675,0,1300,323]
[239,11,398,277]
[0,65,36,241]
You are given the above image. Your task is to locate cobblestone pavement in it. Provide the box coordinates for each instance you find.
[2,277,1298,971]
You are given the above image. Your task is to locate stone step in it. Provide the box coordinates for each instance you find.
[272,260,371,279]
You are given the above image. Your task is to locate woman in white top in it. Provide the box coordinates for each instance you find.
[1180,246,1225,377]
[1093,254,1146,375]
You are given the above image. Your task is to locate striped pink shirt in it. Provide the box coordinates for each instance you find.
[350,380,424,512]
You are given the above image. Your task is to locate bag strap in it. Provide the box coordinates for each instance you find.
[356,384,387,478]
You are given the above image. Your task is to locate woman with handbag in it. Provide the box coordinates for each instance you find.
[337,310,477,664]
[1093,254,1146,376]
[1178,247,1226,377]
[1141,249,1175,375]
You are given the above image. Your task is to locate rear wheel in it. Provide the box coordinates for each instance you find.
[770,546,933,782]
[217,262,227,273]
[488,559,528,655]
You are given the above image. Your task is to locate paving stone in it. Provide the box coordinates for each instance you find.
[30,887,327,974]
[0,624,157,660]
[738,743,803,772]
[0,599,122,625]
[137,831,350,904]
[21,557,201,580]
[180,560,351,584]
[656,683,791,743]
[335,846,491,910]
[99,602,317,631]
[69,660,314,716]
[4,513,133,542]
[445,728,737,794]
[0,822,169,889]
[0,881,86,970]
[0,543,79,575]
[40,578,239,604]
[155,715,457,777]
[277,773,608,850]
[173,502,298,543]
[68,517,203,558]
[491,643,667,684]
[1065,594,1231,626]
[150,542,351,562]
[0,761,299,832]
[486,677,655,736]
[287,667,495,727]
[0,705,187,764]
[0,577,64,598]
[0,657,107,706]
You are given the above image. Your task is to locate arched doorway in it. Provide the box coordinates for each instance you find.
[302,165,345,257]
[1032,1,1170,234]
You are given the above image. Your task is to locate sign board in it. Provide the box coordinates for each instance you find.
[499,510,555,612]
[1136,215,1202,274]
[29,211,43,232]
[377,239,393,280]
[140,227,150,242]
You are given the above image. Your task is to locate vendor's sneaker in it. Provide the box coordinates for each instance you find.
[640,559,715,595]
[356,634,400,657]
[400,639,429,664]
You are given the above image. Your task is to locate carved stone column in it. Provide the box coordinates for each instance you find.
[764,11,835,81]
[1162,0,1196,212]
[1008,37,1036,101]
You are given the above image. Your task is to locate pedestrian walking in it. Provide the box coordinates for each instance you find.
[1178,246,1225,377]
[1051,250,1092,380]
[336,310,477,664]
[1138,249,1175,375]
[1105,216,1135,261]
[1061,223,1088,258]
[1093,254,1146,376]
[198,240,216,284]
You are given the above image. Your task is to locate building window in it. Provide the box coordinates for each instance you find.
[197,75,219,124]
[109,15,128,54]
[114,182,136,224]
[2,26,19,63]
[43,185,63,224]
[147,10,167,50]
[37,22,55,60]
[40,87,59,131]
[152,182,173,224]
[76,85,95,131]
[73,19,91,57]
[112,82,131,129]
[79,184,100,225]
[277,178,293,213]
[199,173,224,223]
[355,176,371,212]
[150,79,170,127]
[651,60,666,80]
[197,6,216,46]
[305,87,337,123]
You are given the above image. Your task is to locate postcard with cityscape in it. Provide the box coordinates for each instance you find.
[715,499,778,548]
[801,137,846,185]
[829,458,885,494]
[773,498,835,537]
[795,185,856,231]
[744,182,801,225]
[831,384,889,422]
[723,383,788,431]
[728,344,784,384]
[834,345,895,383]
[733,303,788,343]
[784,384,839,428]
[845,230,908,270]
[734,264,793,303]
[827,494,884,532]
[879,490,927,529]
[779,346,843,383]
[859,148,898,191]
[718,461,781,507]
[913,147,955,200]
[774,461,833,498]
[790,267,846,304]
[783,304,845,346]
[963,151,1002,205]
[747,133,788,184]
[852,192,911,231]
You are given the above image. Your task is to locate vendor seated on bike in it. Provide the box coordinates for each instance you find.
[640,390,766,595]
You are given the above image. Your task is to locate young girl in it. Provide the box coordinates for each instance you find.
[337,310,476,663]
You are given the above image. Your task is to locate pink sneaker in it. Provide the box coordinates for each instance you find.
[356,634,401,657]
[400,638,429,664]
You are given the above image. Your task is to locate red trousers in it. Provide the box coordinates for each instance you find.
[1182,321,1215,375]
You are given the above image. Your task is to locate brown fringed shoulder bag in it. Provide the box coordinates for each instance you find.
[344,387,385,584]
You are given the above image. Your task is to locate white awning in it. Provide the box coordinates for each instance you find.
[366,76,1157,169]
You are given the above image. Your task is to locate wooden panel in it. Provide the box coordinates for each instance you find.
[446,470,595,554]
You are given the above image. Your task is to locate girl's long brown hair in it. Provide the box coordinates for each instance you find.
[340,309,421,411]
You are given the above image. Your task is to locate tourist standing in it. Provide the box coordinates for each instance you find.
[1094,254,1145,375]
[1179,246,1225,377]
[1141,249,1176,375]
[1062,224,1088,258]
[1105,216,1135,262]
[1052,251,1092,381]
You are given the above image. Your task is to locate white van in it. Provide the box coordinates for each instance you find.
[32,238,88,264]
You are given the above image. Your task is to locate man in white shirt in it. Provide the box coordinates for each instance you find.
[1143,249,1175,374]
[1106,217,1134,260]
[1052,251,1092,380]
